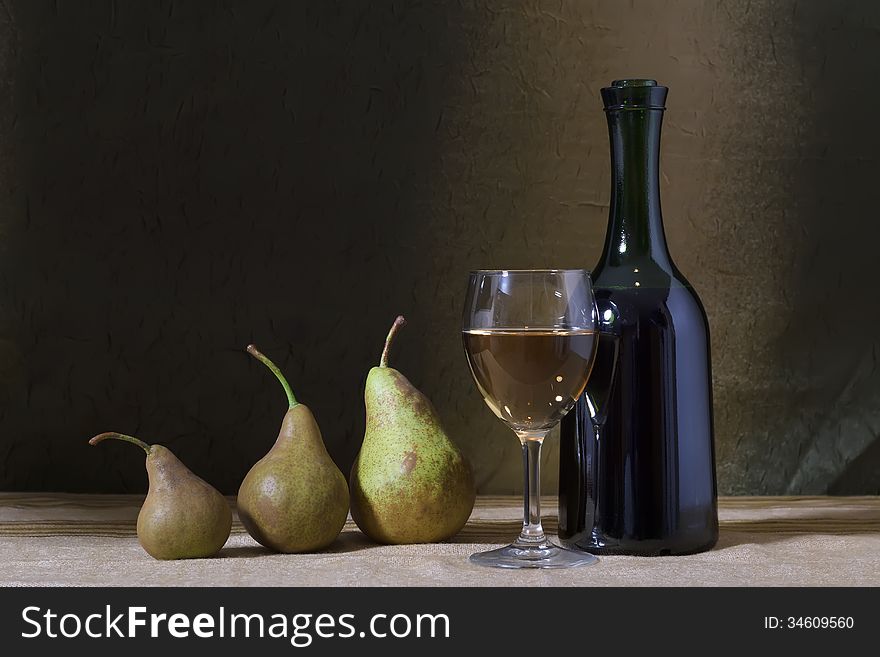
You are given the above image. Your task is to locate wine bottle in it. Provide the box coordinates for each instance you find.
[558,79,718,555]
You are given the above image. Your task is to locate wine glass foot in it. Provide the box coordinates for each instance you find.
[470,541,599,569]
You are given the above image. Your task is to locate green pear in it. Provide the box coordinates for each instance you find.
[88,433,231,560]
[237,345,349,553]
[350,316,476,544]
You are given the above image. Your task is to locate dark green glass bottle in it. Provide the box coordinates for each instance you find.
[558,80,718,555]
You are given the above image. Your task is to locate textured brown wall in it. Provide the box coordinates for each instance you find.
[0,1,878,495]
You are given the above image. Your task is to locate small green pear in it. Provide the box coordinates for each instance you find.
[350,316,476,544]
[237,345,349,553]
[88,433,232,560]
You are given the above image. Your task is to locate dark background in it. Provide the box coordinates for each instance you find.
[0,0,878,495]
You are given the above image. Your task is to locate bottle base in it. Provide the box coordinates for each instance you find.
[560,531,718,557]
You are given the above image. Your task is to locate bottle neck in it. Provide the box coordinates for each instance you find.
[599,108,672,270]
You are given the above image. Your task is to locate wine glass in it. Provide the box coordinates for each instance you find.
[462,269,600,569]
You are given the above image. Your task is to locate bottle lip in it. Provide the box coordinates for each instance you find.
[602,103,666,112]
[601,79,668,111]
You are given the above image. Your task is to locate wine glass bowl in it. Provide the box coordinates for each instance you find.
[462,269,600,569]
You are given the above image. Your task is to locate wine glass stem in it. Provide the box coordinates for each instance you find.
[515,430,549,546]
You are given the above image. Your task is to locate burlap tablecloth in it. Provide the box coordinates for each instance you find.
[1,494,877,586]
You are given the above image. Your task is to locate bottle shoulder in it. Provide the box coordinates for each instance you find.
[592,263,710,330]
[592,260,697,294]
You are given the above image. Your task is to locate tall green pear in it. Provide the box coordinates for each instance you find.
[237,345,349,553]
[350,316,475,544]
[88,433,232,560]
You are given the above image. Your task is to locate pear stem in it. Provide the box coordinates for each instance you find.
[247,344,298,408]
[380,315,407,368]
[89,432,152,454]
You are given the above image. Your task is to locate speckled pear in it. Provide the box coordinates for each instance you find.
[88,433,231,560]
[350,316,475,544]
[236,345,349,553]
